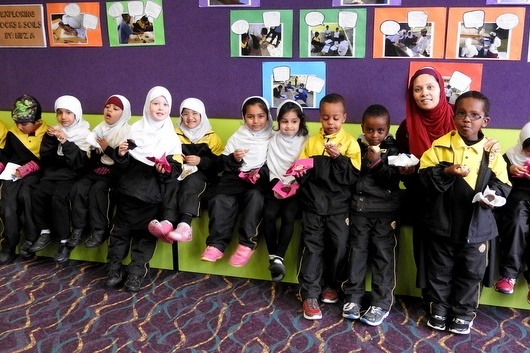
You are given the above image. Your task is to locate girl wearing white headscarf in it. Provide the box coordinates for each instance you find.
[106,86,183,293]
[495,122,530,295]
[262,100,309,282]
[201,96,273,268]
[69,95,133,250]
[31,95,91,264]
[163,97,223,243]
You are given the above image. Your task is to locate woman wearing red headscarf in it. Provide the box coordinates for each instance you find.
[396,66,455,307]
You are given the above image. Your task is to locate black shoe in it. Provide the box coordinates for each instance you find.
[0,251,15,265]
[53,243,72,263]
[105,270,123,288]
[19,240,34,258]
[29,232,53,252]
[268,257,285,282]
[85,230,107,248]
[125,274,142,292]
[67,228,84,248]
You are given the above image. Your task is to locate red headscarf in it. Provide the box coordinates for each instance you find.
[406,67,455,158]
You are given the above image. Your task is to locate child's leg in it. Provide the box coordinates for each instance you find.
[129,228,158,276]
[322,211,350,290]
[160,179,179,224]
[206,193,239,252]
[451,241,488,321]
[427,235,455,318]
[70,178,91,232]
[369,217,397,311]
[0,181,23,259]
[262,195,282,256]
[106,225,132,272]
[88,178,112,231]
[177,173,208,222]
[342,215,371,305]
[498,200,530,279]
[51,181,75,242]
[275,197,300,259]
[299,211,327,300]
[18,176,40,245]
[238,188,264,249]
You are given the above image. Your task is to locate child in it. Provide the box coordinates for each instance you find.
[201,96,272,267]
[419,91,511,334]
[68,95,132,249]
[341,104,401,326]
[494,121,530,302]
[29,95,91,264]
[297,93,361,320]
[150,97,223,242]
[0,95,49,264]
[262,100,309,281]
[105,86,182,292]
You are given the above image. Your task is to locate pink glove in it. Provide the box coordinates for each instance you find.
[0,162,4,174]
[94,167,111,175]
[146,153,171,173]
[17,160,40,178]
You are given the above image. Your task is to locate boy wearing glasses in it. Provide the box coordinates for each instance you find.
[418,91,511,334]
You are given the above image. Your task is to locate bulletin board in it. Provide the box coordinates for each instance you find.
[2,0,530,129]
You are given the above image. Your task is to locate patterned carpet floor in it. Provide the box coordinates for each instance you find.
[1,257,530,353]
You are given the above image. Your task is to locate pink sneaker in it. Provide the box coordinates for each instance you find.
[228,244,255,267]
[495,277,516,294]
[167,222,193,242]
[201,246,224,262]
[148,220,174,243]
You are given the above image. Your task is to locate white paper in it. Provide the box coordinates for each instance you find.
[0,162,21,181]
[472,185,506,207]
[178,164,198,181]
[387,153,420,167]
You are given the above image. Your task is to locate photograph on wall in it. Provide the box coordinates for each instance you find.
[46,2,102,47]
[486,0,530,4]
[445,7,526,60]
[106,0,165,46]
[230,10,293,58]
[262,62,326,109]
[299,9,366,59]
[409,61,483,105]
[373,7,447,59]
[199,0,260,7]
[332,0,401,6]
[0,4,47,47]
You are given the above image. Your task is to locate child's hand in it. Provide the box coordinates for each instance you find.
[484,137,500,153]
[324,143,341,158]
[118,141,129,157]
[233,149,248,162]
[55,130,67,143]
[366,146,381,162]
[445,164,470,177]
[155,162,168,174]
[183,154,201,166]
[46,126,58,136]
[510,164,528,178]
[96,137,109,151]
[398,166,416,175]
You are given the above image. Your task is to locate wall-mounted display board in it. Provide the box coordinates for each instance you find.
[2,0,530,129]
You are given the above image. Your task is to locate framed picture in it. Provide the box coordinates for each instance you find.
[199,0,260,7]
[299,9,366,59]
[46,2,102,47]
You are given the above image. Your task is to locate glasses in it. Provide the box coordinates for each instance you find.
[454,111,484,121]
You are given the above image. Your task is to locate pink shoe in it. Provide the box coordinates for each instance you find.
[228,244,255,267]
[148,220,174,243]
[201,246,224,262]
[167,222,193,242]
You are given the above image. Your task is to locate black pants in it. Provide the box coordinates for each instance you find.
[177,172,207,217]
[499,199,530,283]
[107,225,157,277]
[343,215,397,311]
[32,179,75,241]
[0,176,40,253]
[206,188,264,252]
[428,235,488,321]
[70,176,112,231]
[298,210,349,300]
[262,194,300,259]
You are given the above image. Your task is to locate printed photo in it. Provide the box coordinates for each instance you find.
[47,2,102,47]
[384,23,433,57]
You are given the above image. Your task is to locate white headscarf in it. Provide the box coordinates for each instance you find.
[128,86,182,166]
[178,98,212,143]
[223,96,273,172]
[87,95,132,165]
[54,95,91,156]
[506,122,530,166]
[267,100,308,183]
